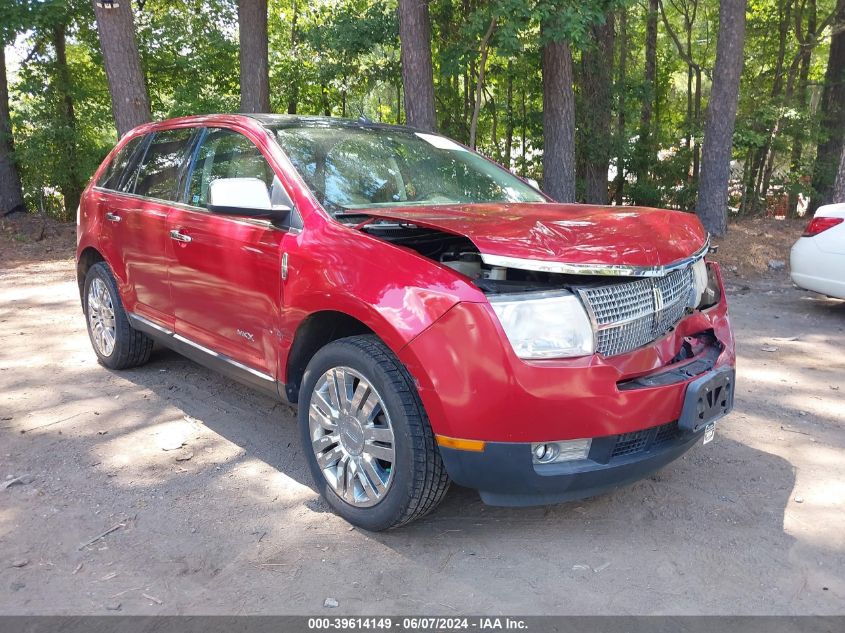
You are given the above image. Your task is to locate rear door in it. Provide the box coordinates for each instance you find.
[95,134,148,304]
[167,127,290,376]
[98,128,198,329]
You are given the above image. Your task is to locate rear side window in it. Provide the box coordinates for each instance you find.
[97,136,144,192]
[187,128,277,208]
[133,128,196,201]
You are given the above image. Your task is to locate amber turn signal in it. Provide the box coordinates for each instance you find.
[435,435,486,452]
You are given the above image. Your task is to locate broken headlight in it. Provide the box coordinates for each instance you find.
[697,262,722,310]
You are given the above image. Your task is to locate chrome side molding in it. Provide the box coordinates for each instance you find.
[172,333,274,384]
[126,313,279,392]
[129,312,173,335]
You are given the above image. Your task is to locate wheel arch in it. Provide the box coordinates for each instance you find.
[284,310,376,403]
[77,246,106,304]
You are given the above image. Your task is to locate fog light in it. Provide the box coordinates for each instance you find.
[531,439,592,464]
[533,443,559,463]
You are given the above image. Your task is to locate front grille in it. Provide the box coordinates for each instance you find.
[653,420,680,446]
[612,429,652,458]
[577,265,696,357]
[610,421,679,459]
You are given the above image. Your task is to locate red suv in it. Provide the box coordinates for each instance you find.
[77,114,735,530]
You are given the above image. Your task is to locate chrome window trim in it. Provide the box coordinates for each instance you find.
[479,237,711,277]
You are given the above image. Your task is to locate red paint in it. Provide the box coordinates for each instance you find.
[167,209,286,375]
[95,190,175,329]
[399,264,733,442]
[362,203,709,267]
[78,114,735,449]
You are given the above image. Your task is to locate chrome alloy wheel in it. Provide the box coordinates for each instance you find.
[308,366,396,507]
[87,277,116,357]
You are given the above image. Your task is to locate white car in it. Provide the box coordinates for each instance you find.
[790,202,845,299]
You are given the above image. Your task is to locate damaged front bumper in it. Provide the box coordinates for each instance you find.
[396,263,735,503]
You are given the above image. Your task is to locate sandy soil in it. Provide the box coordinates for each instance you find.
[710,216,807,279]
[0,216,843,615]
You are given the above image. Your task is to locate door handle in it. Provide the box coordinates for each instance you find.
[105,212,121,223]
[169,229,192,243]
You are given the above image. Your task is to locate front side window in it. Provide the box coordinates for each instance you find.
[187,128,281,209]
[97,136,145,192]
[133,128,196,201]
[273,124,545,216]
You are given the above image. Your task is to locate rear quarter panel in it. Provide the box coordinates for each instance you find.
[813,203,845,255]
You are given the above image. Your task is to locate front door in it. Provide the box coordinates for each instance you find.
[167,127,287,376]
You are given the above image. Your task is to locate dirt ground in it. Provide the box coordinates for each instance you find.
[0,215,843,615]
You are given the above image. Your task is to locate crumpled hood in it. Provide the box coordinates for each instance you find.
[362,203,709,269]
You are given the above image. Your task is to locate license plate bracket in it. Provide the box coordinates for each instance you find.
[679,366,735,435]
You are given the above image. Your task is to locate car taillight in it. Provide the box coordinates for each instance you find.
[802,216,844,237]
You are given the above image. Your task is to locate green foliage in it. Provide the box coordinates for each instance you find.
[3,0,842,217]
[135,0,240,117]
[8,0,112,219]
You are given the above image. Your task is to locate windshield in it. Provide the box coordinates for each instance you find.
[273,124,545,216]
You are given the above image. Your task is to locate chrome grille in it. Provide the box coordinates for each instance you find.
[577,265,696,357]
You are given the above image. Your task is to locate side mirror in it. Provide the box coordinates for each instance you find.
[207,177,291,222]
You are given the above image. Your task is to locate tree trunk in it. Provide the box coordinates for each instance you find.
[238,0,270,113]
[520,87,527,175]
[692,67,701,187]
[469,18,496,150]
[398,0,437,131]
[0,45,25,216]
[810,0,845,211]
[696,0,747,236]
[660,0,703,192]
[833,145,845,202]
[52,22,83,218]
[92,0,150,137]
[685,37,694,155]
[738,148,755,213]
[752,0,793,212]
[489,91,498,159]
[321,84,331,116]
[287,0,300,114]
[578,14,615,204]
[787,0,816,216]
[614,9,627,205]
[465,58,476,137]
[633,0,658,202]
[504,64,514,168]
[542,21,576,203]
[462,67,470,135]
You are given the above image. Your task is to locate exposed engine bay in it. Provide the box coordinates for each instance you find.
[359,220,611,294]
[356,218,718,362]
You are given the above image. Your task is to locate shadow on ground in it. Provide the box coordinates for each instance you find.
[1,258,843,614]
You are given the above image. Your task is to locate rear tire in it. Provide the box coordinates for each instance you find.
[83,262,153,370]
[298,335,450,530]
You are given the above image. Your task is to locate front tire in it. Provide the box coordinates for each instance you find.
[298,335,450,530]
[83,262,153,370]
